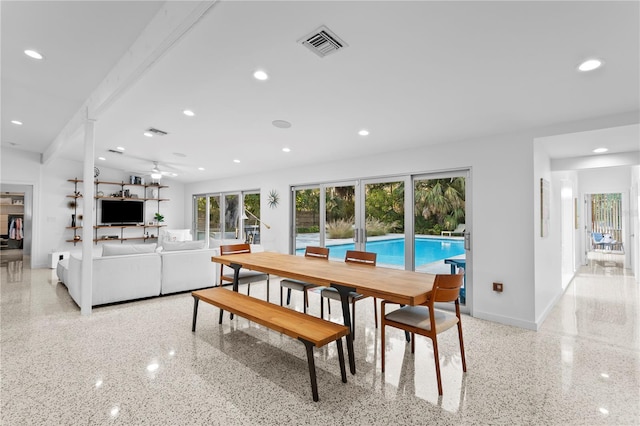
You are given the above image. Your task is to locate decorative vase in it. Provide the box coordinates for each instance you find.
[71,214,76,227]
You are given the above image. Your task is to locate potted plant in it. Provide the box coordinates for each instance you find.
[154,212,164,225]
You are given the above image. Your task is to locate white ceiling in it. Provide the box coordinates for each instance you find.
[2,1,639,183]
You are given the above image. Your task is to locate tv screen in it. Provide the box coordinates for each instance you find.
[101,200,144,224]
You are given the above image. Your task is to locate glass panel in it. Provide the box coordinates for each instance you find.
[194,196,207,241]
[325,184,356,261]
[223,194,240,239]
[294,188,320,255]
[414,175,466,304]
[364,181,405,269]
[243,193,260,243]
[209,195,221,240]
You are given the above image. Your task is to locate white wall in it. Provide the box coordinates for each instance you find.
[1,148,184,268]
[187,130,538,329]
[631,165,640,280]
[533,141,562,326]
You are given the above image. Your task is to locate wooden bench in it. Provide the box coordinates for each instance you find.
[191,287,349,401]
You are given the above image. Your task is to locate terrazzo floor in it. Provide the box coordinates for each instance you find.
[1,256,638,425]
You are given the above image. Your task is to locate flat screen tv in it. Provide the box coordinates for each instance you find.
[101,200,144,225]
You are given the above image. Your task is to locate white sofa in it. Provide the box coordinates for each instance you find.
[58,237,264,307]
[66,250,162,306]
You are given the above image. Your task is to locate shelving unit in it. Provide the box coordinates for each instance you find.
[1,192,25,250]
[66,179,169,245]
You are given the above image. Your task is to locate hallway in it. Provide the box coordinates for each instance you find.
[1,260,638,425]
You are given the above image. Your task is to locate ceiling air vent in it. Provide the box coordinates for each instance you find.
[299,25,348,58]
[146,127,168,136]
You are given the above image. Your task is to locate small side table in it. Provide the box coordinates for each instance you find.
[48,251,70,269]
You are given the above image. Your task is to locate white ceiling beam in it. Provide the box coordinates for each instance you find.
[42,0,218,164]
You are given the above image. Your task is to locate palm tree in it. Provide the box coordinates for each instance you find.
[415,177,465,232]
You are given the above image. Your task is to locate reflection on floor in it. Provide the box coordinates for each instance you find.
[1,259,638,424]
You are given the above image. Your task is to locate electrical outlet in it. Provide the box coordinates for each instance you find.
[493,282,503,292]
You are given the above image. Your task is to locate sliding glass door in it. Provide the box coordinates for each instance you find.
[413,172,468,305]
[291,170,470,309]
[325,183,356,261]
[193,191,258,243]
[360,179,406,269]
[293,187,321,252]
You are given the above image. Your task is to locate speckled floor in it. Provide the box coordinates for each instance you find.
[1,257,638,425]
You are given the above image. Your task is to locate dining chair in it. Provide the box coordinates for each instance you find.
[380,271,466,395]
[219,243,270,301]
[320,250,377,340]
[280,246,329,313]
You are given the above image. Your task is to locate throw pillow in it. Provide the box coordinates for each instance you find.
[162,240,205,252]
[164,229,193,243]
[102,243,157,256]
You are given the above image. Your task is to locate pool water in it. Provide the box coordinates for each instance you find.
[297,238,465,266]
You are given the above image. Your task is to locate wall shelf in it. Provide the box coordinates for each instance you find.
[66,178,169,245]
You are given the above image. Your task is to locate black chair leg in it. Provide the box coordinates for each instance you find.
[302,289,308,314]
[287,288,292,305]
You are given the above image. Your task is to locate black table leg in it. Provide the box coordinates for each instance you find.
[299,338,319,402]
[331,283,356,375]
[191,296,199,332]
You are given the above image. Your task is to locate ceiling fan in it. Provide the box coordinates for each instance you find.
[149,161,178,180]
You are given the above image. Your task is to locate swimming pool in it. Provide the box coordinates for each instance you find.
[296,237,465,266]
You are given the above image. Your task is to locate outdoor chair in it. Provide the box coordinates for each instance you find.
[280,246,329,313]
[219,243,270,301]
[441,223,465,236]
[381,270,466,395]
[320,250,377,340]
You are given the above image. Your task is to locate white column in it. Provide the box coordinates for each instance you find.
[80,118,96,315]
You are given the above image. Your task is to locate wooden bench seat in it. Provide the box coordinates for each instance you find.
[191,287,349,401]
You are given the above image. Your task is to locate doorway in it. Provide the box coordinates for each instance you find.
[0,184,32,269]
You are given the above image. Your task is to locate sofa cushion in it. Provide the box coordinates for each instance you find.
[162,240,206,251]
[102,243,157,256]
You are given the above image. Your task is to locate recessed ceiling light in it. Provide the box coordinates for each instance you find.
[578,58,603,72]
[593,147,608,153]
[282,147,291,153]
[358,129,370,136]
[198,167,205,171]
[98,157,106,161]
[24,49,43,60]
[253,70,269,81]
[116,146,125,151]
[183,109,195,117]
[11,120,23,126]
[143,132,153,137]
[233,159,241,163]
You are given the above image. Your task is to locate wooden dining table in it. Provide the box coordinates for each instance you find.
[211,251,436,374]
